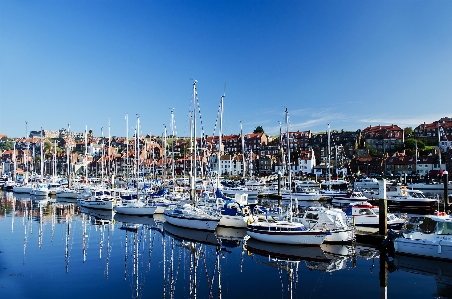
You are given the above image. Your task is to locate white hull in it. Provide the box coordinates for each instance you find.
[218,215,250,228]
[164,211,220,231]
[79,200,115,210]
[407,182,452,190]
[31,190,49,196]
[394,238,452,260]
[247,230,327,245]
[56,191,79,199]
[394,215,452,260]
[154,204,174,214]
[114,205,157,215]
[324,229,354,243]
[283,192,325,201]
[12,186,33,194]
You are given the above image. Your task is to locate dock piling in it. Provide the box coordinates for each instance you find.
[444,171,449,209]
[378,179,388,236]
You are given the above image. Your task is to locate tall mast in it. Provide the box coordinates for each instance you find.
[163,124,167,181]
[85,125,88,179]
[137,115,140,180]
[126,113,129,179]
[101,127,104,183]
[241,120,245,179]
[279,121,285,177]
[108,117,111,177]
[67,124,70,177]
[189,112,194,201]
[285,108,292,220]
[219,94,224,178]
[40,127,44,180]
[25,121,28,182]
[327,123,331,190]
[171,109,175,189]
[190,80,198,202]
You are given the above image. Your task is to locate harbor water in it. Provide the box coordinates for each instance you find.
[0,191,451,299]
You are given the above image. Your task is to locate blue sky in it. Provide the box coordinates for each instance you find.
[1,0,452,138]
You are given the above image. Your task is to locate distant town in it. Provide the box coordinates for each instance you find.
[1,117,451,179]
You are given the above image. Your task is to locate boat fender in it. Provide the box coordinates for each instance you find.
[242,206,250,216]
[247,217,254,225]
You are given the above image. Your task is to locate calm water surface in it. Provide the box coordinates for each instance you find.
[0,191,451,299]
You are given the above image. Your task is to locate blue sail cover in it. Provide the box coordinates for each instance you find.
[221,200,242,216]
[147,188,167,198]
[215,188,233,201]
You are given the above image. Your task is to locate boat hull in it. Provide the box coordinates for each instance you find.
[394,238,452,260]
[114,205,157,215]
[163,211,220,231]
[324,229,354,243]
[12,186,33,194]
[218,215,250,228]
[79,199,115,210]
[247,228,328,245]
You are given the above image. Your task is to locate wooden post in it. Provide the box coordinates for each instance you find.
[444,171,449,209]
[379,255,388,299]
[379,179,387,236]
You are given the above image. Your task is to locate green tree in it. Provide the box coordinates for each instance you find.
[44,141,53,159]
[403,127,413,138]
[253,126,265,134]
[404,138,426,152]
[0,139,14,151]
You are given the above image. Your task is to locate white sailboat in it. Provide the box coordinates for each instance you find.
[164,81,221,231]
[247,109,330,245]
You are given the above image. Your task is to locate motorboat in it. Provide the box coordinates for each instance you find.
[345,202,406,231]
[319,179,348,190]
[407,181,452,190]
[283,187,326,201]
[294,206,354,243]
[47,182,61,195]
[163,204,221,231]
[78,189,117,210]
[247,217,331,245]
[363,184,438,210]
[56,187,81,199]
[386,185,438,210]
[3,179,16,191]
[30,183,49,197]
[394,214,452,260]
[331,190,369,204]
[354,177,380,189]
[293,179,320,188]
[114,198,175,216]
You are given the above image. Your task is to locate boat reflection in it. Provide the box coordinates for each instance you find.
[216,227,247,249]
[79,206,115,226]
[394,254,452,297]
[246,238,330,262]
[164,222,219,246]
[115,213,157,226]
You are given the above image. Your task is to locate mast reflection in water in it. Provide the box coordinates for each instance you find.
[0,190,450,298]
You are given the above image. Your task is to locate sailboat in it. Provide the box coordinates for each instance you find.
[247,109,331,245]
[163,81,221,231]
